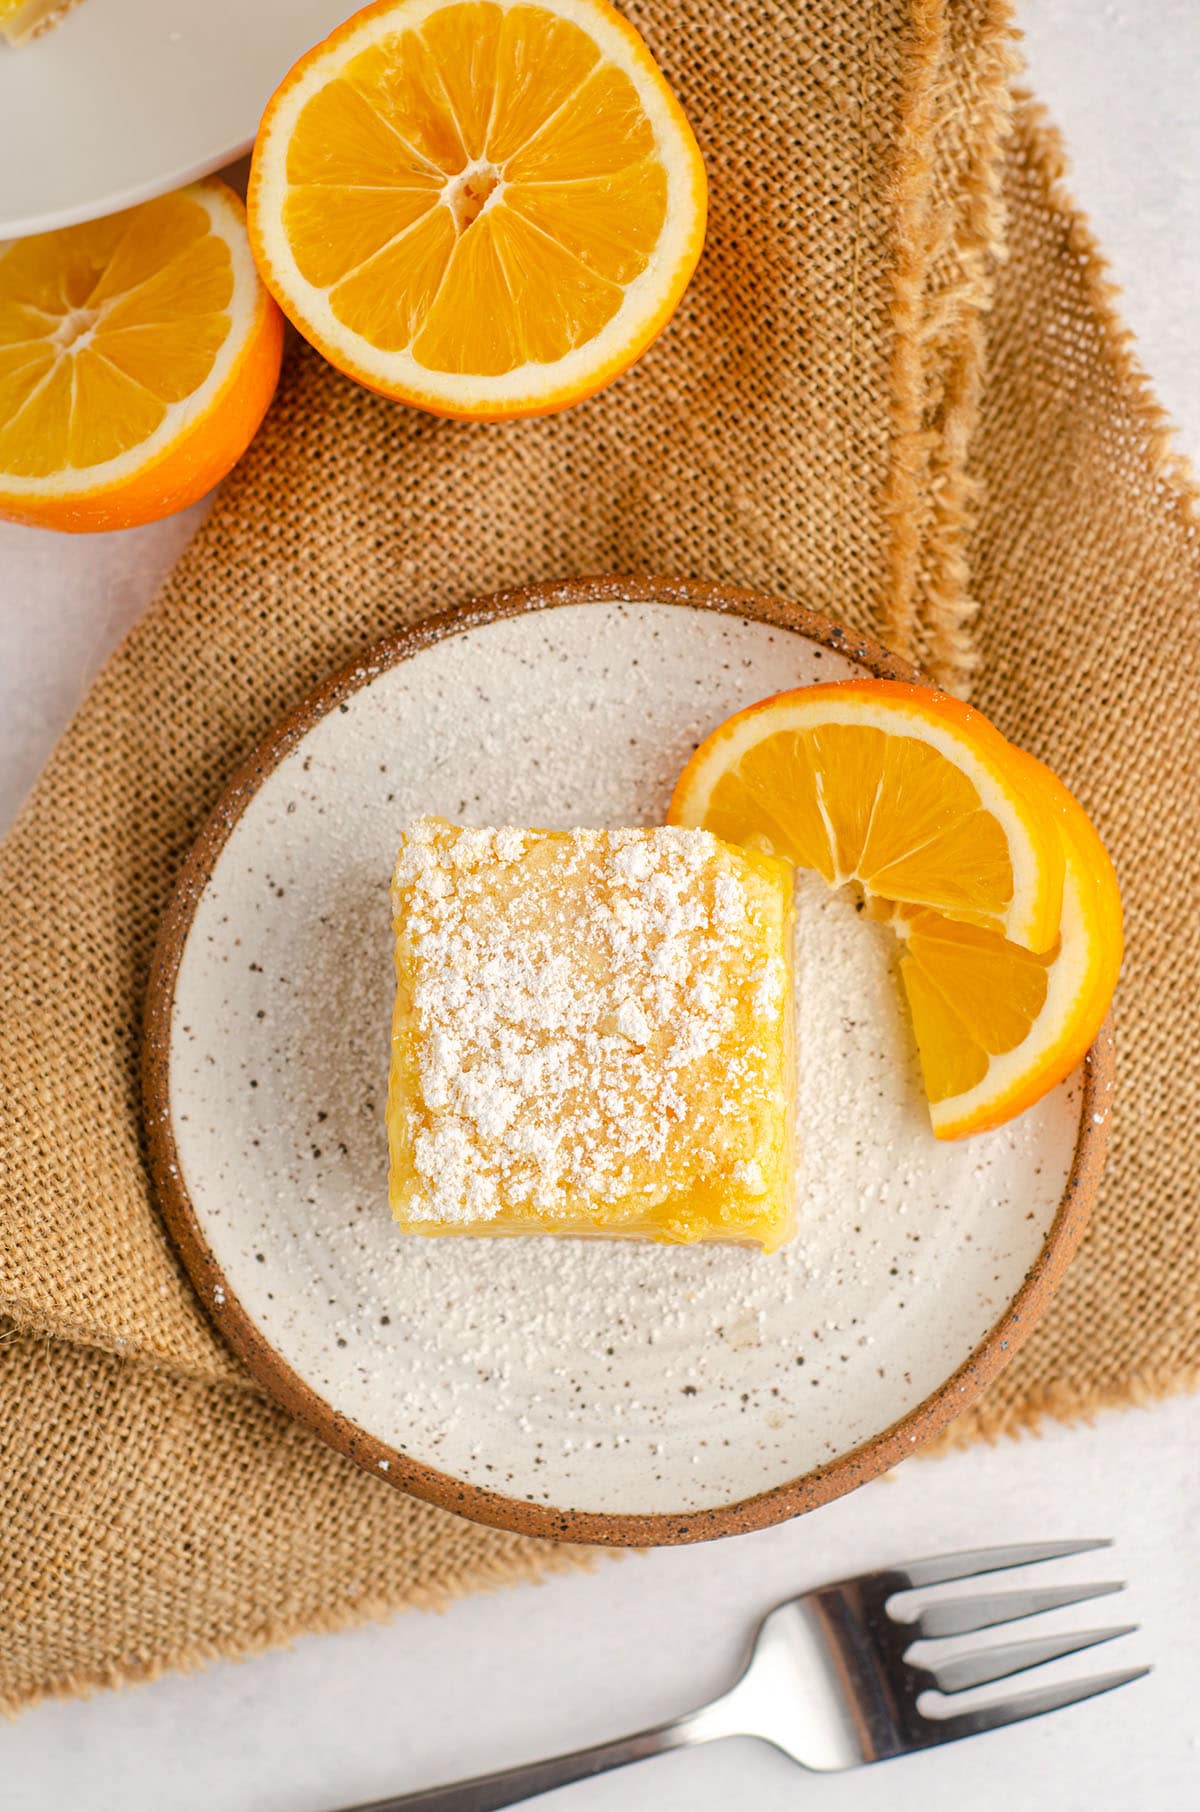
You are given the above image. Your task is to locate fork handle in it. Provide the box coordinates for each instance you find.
[328,1713,710,1811]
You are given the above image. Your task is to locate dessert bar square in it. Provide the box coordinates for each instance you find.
[387,818,795,1250]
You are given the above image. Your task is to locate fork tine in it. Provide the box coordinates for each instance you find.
[913,1580,1124,1639]
[919,1625,1138,1693]
[895,1538,1111,1590]
[921,1666,1151,1745]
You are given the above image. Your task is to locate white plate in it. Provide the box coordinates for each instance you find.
[0,0,349,239]
[147,587,1106,1544]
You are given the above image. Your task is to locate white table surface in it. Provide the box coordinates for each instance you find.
[3,3,1199,1807]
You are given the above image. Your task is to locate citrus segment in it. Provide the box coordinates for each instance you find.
[669,680,1064,953]
[899,760,1122,1138]
[248,0,707,418]
[0,181,283,532]
[901,751,1122,1139]
[898,911,1056,1107]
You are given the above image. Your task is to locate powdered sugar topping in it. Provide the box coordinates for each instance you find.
[391,819,788,1226]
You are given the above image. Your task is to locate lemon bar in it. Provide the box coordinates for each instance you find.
[387,818,795,1251]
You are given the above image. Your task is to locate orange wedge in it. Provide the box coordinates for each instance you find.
[0,180,283,533]
[669,680,1121,1138]
[669,680,1065,952]
[247,0,707,420]
[897,755,1122,1136]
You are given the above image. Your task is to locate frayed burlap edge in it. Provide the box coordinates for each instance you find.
[1005,94,1200,531]
[927,1363,1200,1457]
[880,0,945,664]
[882,0,1018,692]
[911,0,1020,690]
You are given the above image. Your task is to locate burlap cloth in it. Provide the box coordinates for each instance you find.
[2,0,1197,1713]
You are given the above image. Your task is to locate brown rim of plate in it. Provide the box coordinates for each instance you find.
[142,574,1113,1548]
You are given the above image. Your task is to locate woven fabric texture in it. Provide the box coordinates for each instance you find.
[1,1,1195,1713]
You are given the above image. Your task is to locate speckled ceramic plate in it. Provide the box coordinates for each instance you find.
[144,578,1112,1546]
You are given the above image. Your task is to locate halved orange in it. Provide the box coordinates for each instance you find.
[669,681,1121,1139]
[669,679,1065,952]
[0,180,283,533]
[247,0,707,420]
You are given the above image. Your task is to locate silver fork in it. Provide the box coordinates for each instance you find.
[333,1539,1147,1812]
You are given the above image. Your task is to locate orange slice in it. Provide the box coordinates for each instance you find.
[247,0,707,420]
[897,755,1122,1136]
[668,680,1123,1139]
[669,680,1065,952]
[0,180,283,533]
